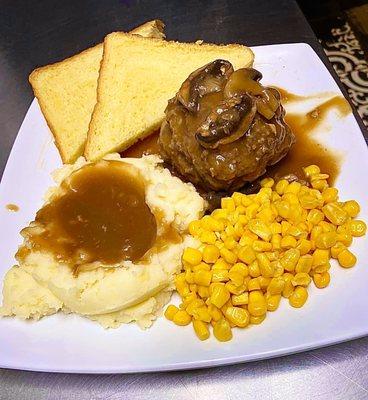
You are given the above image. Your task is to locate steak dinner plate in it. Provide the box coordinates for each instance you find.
[0,43,367,373]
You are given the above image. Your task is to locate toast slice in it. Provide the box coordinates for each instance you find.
[29,20,165,164]
[85,33,254,161]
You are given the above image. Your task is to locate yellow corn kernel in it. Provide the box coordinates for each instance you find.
[322,187,338,203]
[212,208,228,220]
[271,233,282,250]
[192,320,210,341]
[307,209,324,225]
[285,181,302,194]
[211,269,229,283]
[255,253,273,278]
[273,261,284,277]
[300,194,321,209]
[311,179,329,191]
[247,218,272,242]
[343,200,360,218]
[232,292,249,306]
[257,208,275,224]
[289,286,308,308]
[331,242,346,259]
[230,262,249,277]
[164,305,179,321]
[313,272,330,289]
[303,164,320,177]
[251,240,272,252]
[266,293,281,311]
[220,247,237,264]
[267,277,285,295]
[270,222,282,234]
[281,235,297,249]
[202,245,220,264]
[281,221,291,236]
[250,314,266,325]
[197,286,210,299]
[336,231,353,247]
[192,306,211,322]
[347,220,367,237]
[248,278,261,291]
[182,247,202,266]
[208,305,222,321]
[221,197,236,212]
[282,280,294,298]
[223,236,237,250]
[192,262,211,272]
[313,262,330,274]
[172,310,192,326]
[213,258,231,270]
[291,272,311,287]
[189,284,198,293]
[238,245,256,264]
[261,177,275,188]
[232,192,244,206]
[312,249,330,267]
[338,249,357,268]
[210,285,230,308]
[228,270,244,286]
[248,290,267,316]
[213,318,233,342]
[280,248,300,272]
[315,231,337,249]
[258,276,272,290]
[200,231,217,244]
[189,220,202,237]
[176,281,190,297]
[186,299,205,315]
[286,225,306,239]
[246,203,259,219]
[275,200,291,219]
[323,203,349,226]
[239,234,254,247]
[275,179,289,195]
[318,221,336,233]
[272,192,281,202]
[183,292,198,305]
[311,226,323,243]
[185,270,194,284]
[193,270,212,286]
[225,282,247,295]
[249,260,261,278]
[295,254,313,273]
[225,306,250,328]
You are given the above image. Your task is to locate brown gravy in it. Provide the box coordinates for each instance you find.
[6,204,19,212]
[19,161,157,265]
[267,94,351,183]
[122,130,160,158]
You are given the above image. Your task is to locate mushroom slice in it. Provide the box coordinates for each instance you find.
[224,68,264,98]
[177,59,234,112]
[196,94,257,149]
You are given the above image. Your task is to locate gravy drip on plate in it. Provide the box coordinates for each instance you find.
[6,204,19,212]
[17,160,157,266]
[267,94,351,184]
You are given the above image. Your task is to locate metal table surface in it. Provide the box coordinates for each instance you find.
[0,1,367,399]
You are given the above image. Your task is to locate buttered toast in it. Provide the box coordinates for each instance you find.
[85,33,254,161]
[29,20,165,164]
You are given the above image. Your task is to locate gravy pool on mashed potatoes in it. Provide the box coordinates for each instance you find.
[0,154,205,328]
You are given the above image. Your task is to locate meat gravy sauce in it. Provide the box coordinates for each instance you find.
[18,161,157,265]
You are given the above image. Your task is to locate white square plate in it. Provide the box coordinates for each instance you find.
[0,43,367,373]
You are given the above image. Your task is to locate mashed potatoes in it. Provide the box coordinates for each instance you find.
[0,154,205,328]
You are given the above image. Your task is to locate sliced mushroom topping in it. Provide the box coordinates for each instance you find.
[224,68,264,98]
[196,94,257,149]
[177,59,234,112]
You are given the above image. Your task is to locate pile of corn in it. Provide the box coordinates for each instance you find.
[164,165,366,342]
